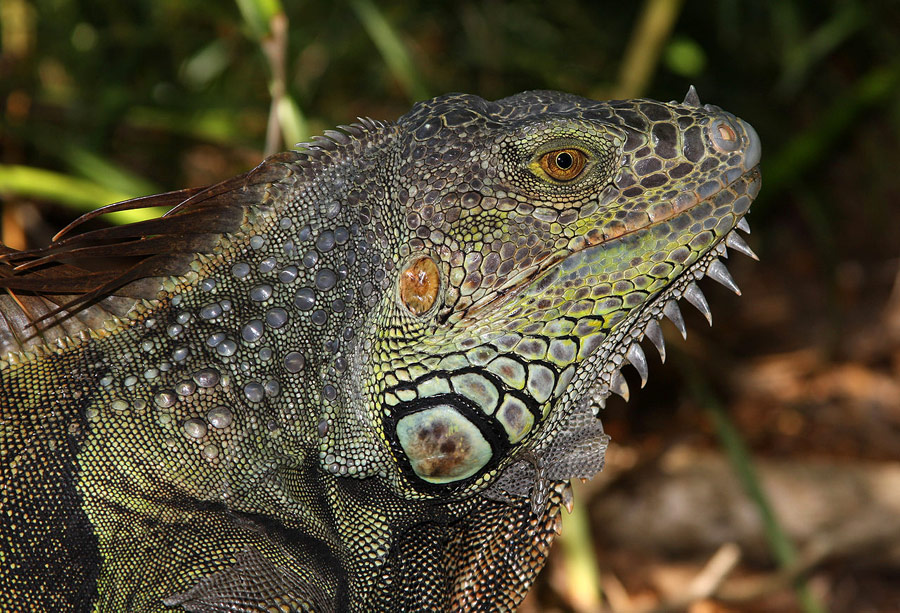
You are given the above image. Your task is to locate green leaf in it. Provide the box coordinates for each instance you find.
[0,165,165,225]
[62,146,160,199]
[348,0,429,102]
[180,40,232,91]
[235,0,283,40]
[277,95,308,148]
[664,36,706,77]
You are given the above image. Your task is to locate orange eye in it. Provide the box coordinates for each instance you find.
[539,148,587,181]
[399,256,440,315]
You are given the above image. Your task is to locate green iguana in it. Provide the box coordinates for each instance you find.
[0,87,760,612]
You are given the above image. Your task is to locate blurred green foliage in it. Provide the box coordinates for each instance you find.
[3,1,898,220]
[2,1,898,223]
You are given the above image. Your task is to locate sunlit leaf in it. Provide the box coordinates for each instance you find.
[235,0,282,40]
[348,0,429,102]
[0,165,164,225]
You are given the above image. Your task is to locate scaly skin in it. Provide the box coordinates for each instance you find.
[0,88,760,611]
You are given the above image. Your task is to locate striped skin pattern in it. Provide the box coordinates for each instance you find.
[0,88,760,611]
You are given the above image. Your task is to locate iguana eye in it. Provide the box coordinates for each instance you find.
[538,148,587,181]
[398,256,440,315]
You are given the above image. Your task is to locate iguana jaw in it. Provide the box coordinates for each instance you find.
[461,159,759,338]
[457,171,759,328]
[572,166,761,414]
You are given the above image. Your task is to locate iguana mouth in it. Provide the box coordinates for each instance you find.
[573,166,762,412]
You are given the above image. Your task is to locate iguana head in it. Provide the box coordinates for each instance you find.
[348,88,760,500]
[0,87,758,514]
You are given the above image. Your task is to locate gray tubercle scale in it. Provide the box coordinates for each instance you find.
[609,369,629,402]
[625,343,648,388]
[643,319,666,363]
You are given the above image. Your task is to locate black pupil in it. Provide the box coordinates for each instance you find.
[555,151,574,169]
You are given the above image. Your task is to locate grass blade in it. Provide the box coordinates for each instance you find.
[348,0,429,102]
[681,358,827,613]
[0,165,164,224]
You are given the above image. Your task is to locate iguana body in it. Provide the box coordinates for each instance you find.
[0,89,760,611]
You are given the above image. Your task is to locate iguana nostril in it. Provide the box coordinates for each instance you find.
[718,123,737,143]
[709,118,741,152]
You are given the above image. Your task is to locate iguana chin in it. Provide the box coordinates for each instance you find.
[0,87,760,612]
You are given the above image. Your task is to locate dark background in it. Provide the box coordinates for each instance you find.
[2,2,899,611]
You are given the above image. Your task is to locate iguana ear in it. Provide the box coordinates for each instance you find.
[0,153,299,358]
